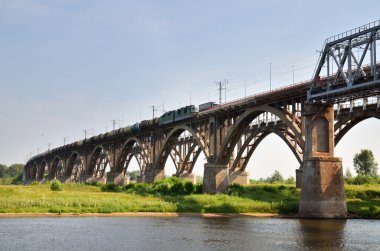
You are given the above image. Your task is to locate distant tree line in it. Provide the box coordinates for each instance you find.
[0,163,24,184]
[250,170,295,184]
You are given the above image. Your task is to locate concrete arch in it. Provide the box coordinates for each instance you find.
[124,152,143,172]
[335,115,380,146]
[37,160,48,180]
[116,137,146,173]
[31,162,38,180]
[50,156,63,179]
[66,152,83,180]
[231,128,303,172]
[217,105,304,165]
[175,142,203,175]
[87,146,111,178]
[154,125,208,170]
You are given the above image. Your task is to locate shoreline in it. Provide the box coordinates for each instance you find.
[0,212,286,219]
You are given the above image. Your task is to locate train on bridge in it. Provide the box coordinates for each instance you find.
[125,102,218,134]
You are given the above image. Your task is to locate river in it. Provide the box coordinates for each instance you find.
[0,216,379,250]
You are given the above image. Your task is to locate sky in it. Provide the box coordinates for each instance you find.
[1,0,379,179]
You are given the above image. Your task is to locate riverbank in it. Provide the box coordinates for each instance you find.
[0,183,379,218]
[0,212,282,218]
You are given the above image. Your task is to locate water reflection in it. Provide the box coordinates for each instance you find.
[297,219,346,250]
[0,217,379,251]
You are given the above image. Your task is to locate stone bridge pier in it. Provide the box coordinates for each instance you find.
[299,103,346,218]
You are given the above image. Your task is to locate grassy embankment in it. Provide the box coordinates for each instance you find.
[0,181,379,218]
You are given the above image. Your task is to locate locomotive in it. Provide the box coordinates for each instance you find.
[124,102,218,133]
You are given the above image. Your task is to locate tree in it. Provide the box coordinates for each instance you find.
[7,164,24,178]
[268,170,284,183]
[345,168,353,179]
[285,176,295,184]
[126,170,140,181]
[0,164,7,178]
[353,149,378,176]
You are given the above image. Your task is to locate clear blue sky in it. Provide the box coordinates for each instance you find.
[1,0,379,178]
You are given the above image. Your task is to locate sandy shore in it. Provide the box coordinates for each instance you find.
[0,212,287,218]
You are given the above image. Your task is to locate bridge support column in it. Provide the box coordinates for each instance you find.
[295,168,303,188]
[145,169,165,183]
[203,164,229,194]
[230,170,249,185]
[106,172,130,185]
[179,172,196,184]
[299,103,346,218]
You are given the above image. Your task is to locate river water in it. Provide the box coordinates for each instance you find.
[0,216,379,251]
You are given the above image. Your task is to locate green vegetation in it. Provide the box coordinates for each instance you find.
[0,163,24,185]
[0,180,379,218]
[50,180,63,191]
[250,170,295,184]
[126,170,140,182]
[344,149,380,185]
[353,149,378,176]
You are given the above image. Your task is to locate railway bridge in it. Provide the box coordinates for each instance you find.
[25,20,380,218]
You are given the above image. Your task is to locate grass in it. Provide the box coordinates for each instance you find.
[0,182,379,218]
[345,184,380,218]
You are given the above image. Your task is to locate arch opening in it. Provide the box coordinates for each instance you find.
[245,133,300,182]
[218,107,302,167]
[88,147,111,179]
[124,154,143,182]
[157,129,206,183]
[37,161,48,180]
[335,117,380,176]
[50,157,63,179]
[67,153,83,182]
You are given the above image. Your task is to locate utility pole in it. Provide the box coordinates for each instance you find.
[292,65,295,85]
[270,62,272,91]
[244,80,247,99]
[150,105,158,119]
[48,143,52,151]
[216,80,227,104]
[63,136,69,146]
[224,79,227,103]
[111,119,117,131]
[83,129,91,139]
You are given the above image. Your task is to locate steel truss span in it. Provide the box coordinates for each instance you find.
[309,20,380,103]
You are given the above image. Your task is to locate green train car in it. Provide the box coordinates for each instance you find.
[159,105,198,125]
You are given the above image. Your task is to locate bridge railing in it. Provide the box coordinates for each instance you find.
[325,19,380,44]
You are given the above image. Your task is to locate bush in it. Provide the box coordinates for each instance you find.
[278,185,286,191]
[263,185,277,193]
[31,181,40,186]
[194,183,203,194]
[134,183,150,194]
[90,181,103,187]
[184,182,194,195]
[347,175,379,185]
[101,183,122,192]
[226,184,245,196]
[170,182,185,195]
[124,183,136,191]
[153,182,171,195]
[50,180,62,191]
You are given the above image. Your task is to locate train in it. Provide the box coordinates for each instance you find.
[115,102,219,135]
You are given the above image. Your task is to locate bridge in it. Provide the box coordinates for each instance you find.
[25,20,380,218]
